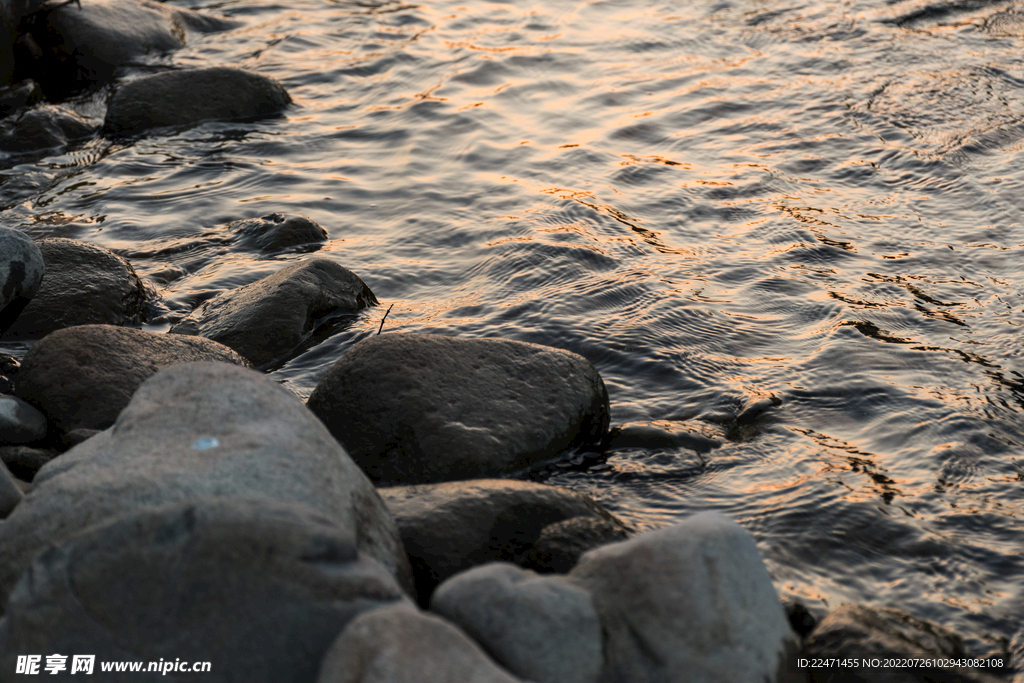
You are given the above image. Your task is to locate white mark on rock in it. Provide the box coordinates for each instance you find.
[192,437,220,450]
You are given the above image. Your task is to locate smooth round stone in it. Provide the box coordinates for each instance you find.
[0,394,47,444]
[0,227,44,334]
[103,66,291,135]
[307,333,610,485]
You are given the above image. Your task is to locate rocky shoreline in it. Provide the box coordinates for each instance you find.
[0,227,1015,682]
[0,0,1018,680]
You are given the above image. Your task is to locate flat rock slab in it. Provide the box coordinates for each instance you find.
[307,333,610,485]
[15,324,248,435]
[0,228,43,333]
[0,498,410,682]
[802,604,1009,683]
[0,362,413,604]
[431,562,601,683]
[104,66,290,135]
[568,511,799,683]
[378,479,628,603]
[317,603,525,683]
[0,237,147,340]
[170,258,376,369]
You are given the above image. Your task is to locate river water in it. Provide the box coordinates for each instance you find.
[1,0,1023,666]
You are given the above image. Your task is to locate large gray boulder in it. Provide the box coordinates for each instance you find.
[0,362,413,603]
[0,228,43,333]
[16,0,235,95]
[317,603,526,683]
[0,498,411,682]
[431,562,601,683]
[0,237,147,340]
[104,66,290,136]
[801,604,1008,683]
[568,511,799,683]
[15,324,248,436]
[307,333,611,485]
[170,258,376,369]
[378,479,629,603]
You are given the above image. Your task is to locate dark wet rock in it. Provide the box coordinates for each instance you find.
[520,514,630,574]
[307,333,611,485]
[14,0,236,97]
[431,562,601,683]
[317,603,525,683]
[0,460,22,517]
[169,258,376,369]
[0,362,414,602]
[801,604,1008,683]
[0,228,43,334]
[0,444,56,481]
[15,324,248,435]
[0,104,95,153]
[0,497,411,680]
[231,213,329,254]
[104,66,291,136]
[1,237,147,340]
[58,427,100,450]
[568,512,800,683]
[783,598,819,639]
[607,421,722,453]
[0,394,46,444]
[378,479,628,604]
[0,79,42,118]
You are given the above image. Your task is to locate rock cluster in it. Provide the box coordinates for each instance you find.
[1,0,289,161]
[0,220,1002,683]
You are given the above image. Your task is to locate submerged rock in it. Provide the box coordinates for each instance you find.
[0,79,43,118]
[0,498,411,681]
[0,362,414,603]
[0,228,43,334]
[0,237,147,340]
[431,563,602,683]
[104,66,291,136]
[231,213,329,254]
[307,333,610,485]
[568,511,800,683]
[15,324,248,436]
[169,258,376,368]
[378,479,628,603]
[0,104,94,153]
[317,603,526,683]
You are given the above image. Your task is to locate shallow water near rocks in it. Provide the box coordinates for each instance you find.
[1,0,1023,666]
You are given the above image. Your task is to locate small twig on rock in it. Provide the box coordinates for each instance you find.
[377,303,394,335]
